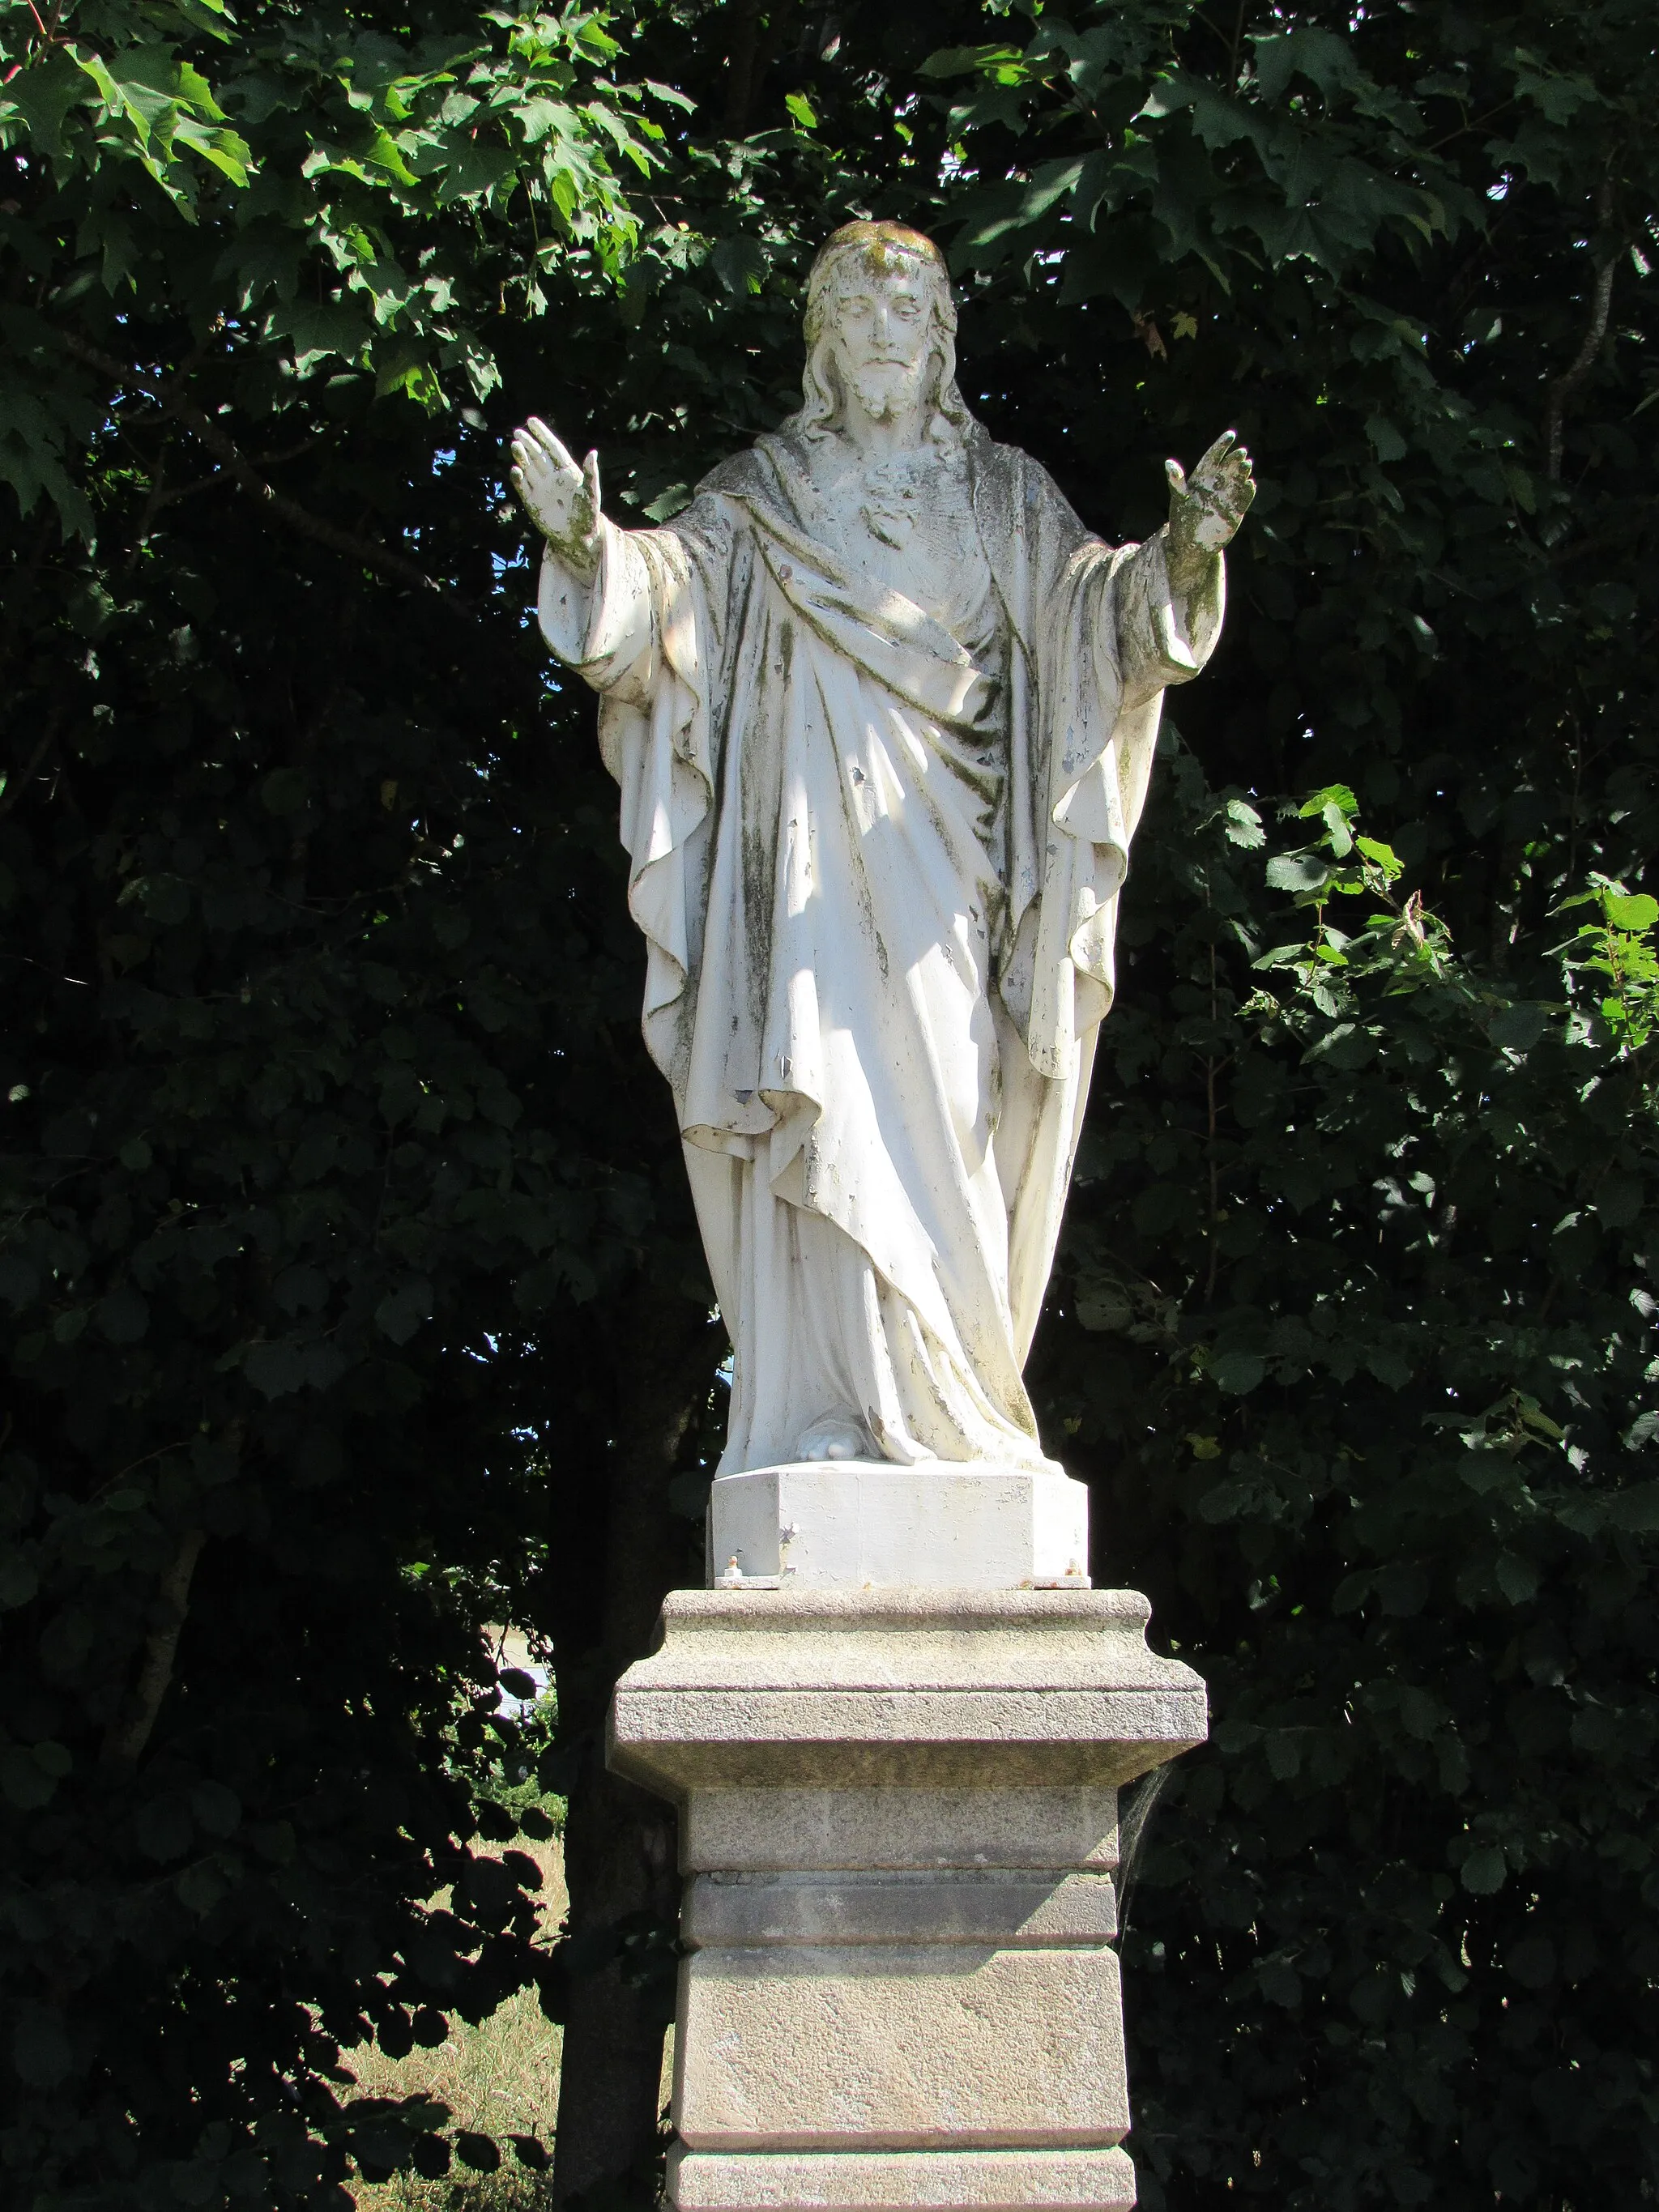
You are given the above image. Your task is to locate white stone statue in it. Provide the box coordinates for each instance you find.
[513,221,1252,1486]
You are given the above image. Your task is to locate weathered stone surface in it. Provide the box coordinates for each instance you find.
[668,2146,1138,2210]
[709,1464,1090,1592]
[680,1785,1120,1874]
[608,1584,1205,2212]
[676,1944,1128,2150]
[684,1870,1118,1948]
[608,1588,1206,1797]
[514,223,1251,1484]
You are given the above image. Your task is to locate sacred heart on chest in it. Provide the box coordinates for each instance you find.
[860,498,915,548]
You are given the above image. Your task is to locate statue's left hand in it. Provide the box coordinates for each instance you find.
[1165,430,1256,585]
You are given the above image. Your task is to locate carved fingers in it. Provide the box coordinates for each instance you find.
[1166,428,1256,567]
[508,416,602,580]
[1188,429,1256,532]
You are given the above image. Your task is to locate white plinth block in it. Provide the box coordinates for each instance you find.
[608,1588,1206,2212]
[708,1464,1090,1592]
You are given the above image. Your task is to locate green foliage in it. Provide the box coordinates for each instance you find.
[1056,745,1659,2209]
[2,0,1656,2207]
[0,2,708,2204]
[920,2,1659,2202]
[0,0,677,535]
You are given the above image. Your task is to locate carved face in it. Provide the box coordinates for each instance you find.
[821,259,936,424]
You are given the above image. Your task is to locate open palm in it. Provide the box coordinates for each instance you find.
[510,417,602,580]
[1165,429,1256,583]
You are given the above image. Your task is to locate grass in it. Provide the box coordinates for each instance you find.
[347,1835,566,2212]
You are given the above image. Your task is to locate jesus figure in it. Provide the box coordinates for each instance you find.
[511,221,1252,1480]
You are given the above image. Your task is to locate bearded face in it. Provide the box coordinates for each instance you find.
[821,260,938,424]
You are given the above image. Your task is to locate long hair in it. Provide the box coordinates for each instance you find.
[789,221,971,445]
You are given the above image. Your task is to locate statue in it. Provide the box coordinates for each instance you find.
[512,221,1252,1483]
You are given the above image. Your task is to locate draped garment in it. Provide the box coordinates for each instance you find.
[537,419,1222,1474]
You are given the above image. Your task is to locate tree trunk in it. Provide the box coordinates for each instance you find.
[551,1285,721,2204]
[722,1,794,136]
[552,1762,681,2201]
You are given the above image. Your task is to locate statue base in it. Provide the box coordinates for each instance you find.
[608,1588,1207,2212]
[707,1463,1090,1591]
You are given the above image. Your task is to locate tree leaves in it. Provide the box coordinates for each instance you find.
[1252,27,1363,107]
[11,2011,72,2090]
[454,2129,501,2173]
[0,2,675,541]
[1209,1349,1265,1396]
[942,8,1659,2194]
[0,3,726,2195]
[1264,850,1333,893]
[1461,1846,1510,1895]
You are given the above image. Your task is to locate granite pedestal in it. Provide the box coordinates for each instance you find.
[608,1576,1206,2212]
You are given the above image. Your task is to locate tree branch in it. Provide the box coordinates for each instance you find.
[1544,181,1618,483]
[58,331,454,602]
[723,0,761,134]
[0,696,67,822]
[100,1527,207,1774]
[122,433,334,566]
[723,0,794,135]
[1547,512,1656,567]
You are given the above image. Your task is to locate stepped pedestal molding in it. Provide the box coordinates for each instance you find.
[608,1574,1207,2212]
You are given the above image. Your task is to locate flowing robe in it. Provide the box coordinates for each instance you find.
[537,418,1222,1475]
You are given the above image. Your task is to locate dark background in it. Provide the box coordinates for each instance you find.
[1,2,1655,2206]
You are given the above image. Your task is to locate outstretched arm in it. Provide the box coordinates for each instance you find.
[1106,431,1256,835]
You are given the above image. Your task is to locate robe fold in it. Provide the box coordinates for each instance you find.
[538,419,1222,1475]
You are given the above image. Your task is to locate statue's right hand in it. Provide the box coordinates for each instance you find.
[510,418,602,582]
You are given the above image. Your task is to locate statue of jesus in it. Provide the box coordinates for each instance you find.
[512,221,1252,1481]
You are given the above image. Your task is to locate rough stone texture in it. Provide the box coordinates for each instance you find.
[610,1587,1205,1794]
[709,1463,1090,1591]
[669,2147,1138,2210]
[677,1944,1128,2150]
[611,1587,1205,2212]
[684,1870,1118,1947]
[681,1786,1120,1874]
